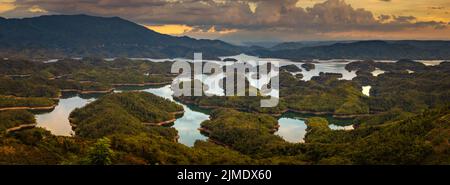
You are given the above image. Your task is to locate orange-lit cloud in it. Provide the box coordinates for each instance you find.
[1,0,449,41]
[28,5,47,13]
[206,26,237,34]
[0,0,15,13]
[144,24,193,35]
[144,24,237,36]
[297,0,450,22]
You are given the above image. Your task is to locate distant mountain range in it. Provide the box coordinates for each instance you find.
[252,40,450,60]
[1,14,449,60]
[0,14,243,59]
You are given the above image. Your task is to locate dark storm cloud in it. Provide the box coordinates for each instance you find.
[5,0,448,33]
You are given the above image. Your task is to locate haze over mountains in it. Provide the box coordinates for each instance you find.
[1,14,449,60]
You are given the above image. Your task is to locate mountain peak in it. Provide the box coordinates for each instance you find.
[0,14,242,59]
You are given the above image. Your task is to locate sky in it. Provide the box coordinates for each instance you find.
[1,0,449,44]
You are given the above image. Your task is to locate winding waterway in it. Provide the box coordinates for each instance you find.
[34,55,444,146]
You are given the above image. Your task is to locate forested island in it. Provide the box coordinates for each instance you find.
[0,57,449,165]
[0,57,175,109]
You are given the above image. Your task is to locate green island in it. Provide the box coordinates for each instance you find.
[0,110,36,133]
[198,106,449,164]
[0,58,176,110]
[174,74,288,116]
[0,58,448,165]
[281,64,302,73]
[0,95,57,111]
[176,70,370,117]
[69,92,184,138]
[0,13,449,167]
[301,63,315,71]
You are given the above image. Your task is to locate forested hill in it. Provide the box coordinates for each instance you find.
[1,14,449,60]
[0,14,243,59]
[250,40,450,60]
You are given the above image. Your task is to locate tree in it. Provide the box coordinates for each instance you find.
[85,137,114,165]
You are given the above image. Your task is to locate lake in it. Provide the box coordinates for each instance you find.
[34,55,444,146]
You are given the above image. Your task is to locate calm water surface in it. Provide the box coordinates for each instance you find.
[276,113,354,143]
[39,55,427,145]
[36,96,95,136]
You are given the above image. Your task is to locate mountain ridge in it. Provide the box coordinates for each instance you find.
[251,40,450,60]
[1,14,450,60]
[0,14,243,59]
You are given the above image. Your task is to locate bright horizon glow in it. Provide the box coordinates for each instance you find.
[0,0,15,13]
[1,0,449,41]
[144,24,193,35]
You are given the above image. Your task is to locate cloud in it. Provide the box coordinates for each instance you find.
[429,6,445,10]
[0,0,16,14]
[28,5,47,13]
[1,0,449,41]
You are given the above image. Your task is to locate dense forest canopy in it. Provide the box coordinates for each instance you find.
[70,92,183,138]
[0,57,448,165]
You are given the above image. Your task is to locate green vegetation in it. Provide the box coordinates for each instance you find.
[0,95,56,109]
[70,92,183,138]
[84,137,114,165]
[0,110,36,133]
[0,58,176,110]
[199,106,450,164]
[281,64,302,73]
[177,70,369,116]
[175,74,287,115]
[0,58,448,165]
[344,60,450,114]
[200,109,284,156]
[304,117,333,143]
[0,58,175,96]
[0,14,242,60]
[282,72,369,115]
[0,96,448,165]
[301,63,315,71]
[0,76,59,98]
[0,128,89,165]
[368,63,450,112]
[354,108,415,127]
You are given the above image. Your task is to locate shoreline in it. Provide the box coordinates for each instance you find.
[143,119,177,126]
[5,123,37,133]
[70,111,185,128]
[287,109,371,118]
[191,102,371,118]
[142,110,185,126]
[0,105,56,111]
[61,88,115,94]
[153,97,378,119]
[112,82,172,87]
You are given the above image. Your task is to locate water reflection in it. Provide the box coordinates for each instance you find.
[36,96,95,136]
[362,86,371,96]
[144,85,209,147]
[371,68,385,76]
[329,124,354,130]
[277,117,307,143]
[36,85,208,146]
[276,112,354,143]
[299,62,357,81]
[34,55,366,146]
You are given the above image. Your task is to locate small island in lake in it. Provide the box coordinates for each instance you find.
[69,92,184,138]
